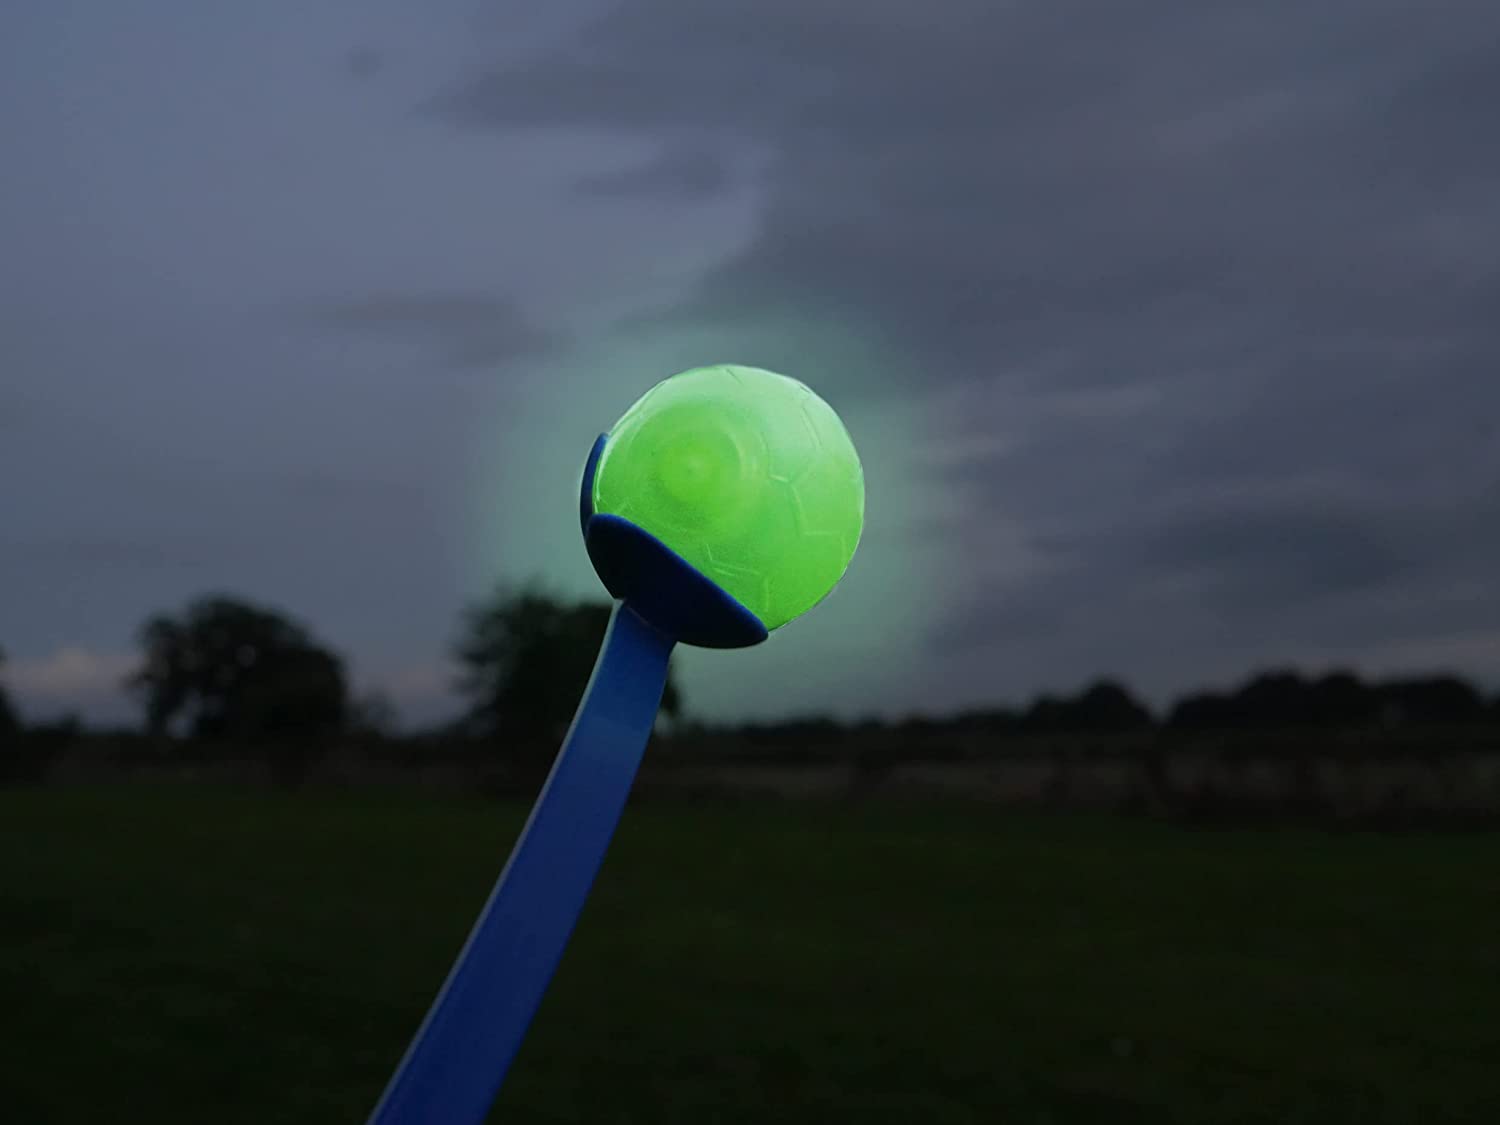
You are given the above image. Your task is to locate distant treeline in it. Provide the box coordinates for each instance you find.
[708,670,1500,743]
[3,591,1499,779]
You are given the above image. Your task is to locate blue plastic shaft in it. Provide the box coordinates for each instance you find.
[367,602,675,1125]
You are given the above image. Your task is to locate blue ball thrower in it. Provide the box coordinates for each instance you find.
[366,366,864,1124]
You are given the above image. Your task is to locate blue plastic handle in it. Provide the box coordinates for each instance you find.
[367,601,675,1124]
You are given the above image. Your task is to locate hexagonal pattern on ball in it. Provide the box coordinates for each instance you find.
[591,364,865,631]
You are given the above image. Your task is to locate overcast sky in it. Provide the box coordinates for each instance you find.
[4,0,1498,728]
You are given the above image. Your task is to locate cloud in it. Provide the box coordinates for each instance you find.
[356,659,460,730]
[1343,627,1500,680]
[0,537,227,572]
[346,48,385,81]
[433,0,1500,394]
[0,383,44,437]
[423,0,1500,707]
[312,292,558,371]
[572,143,737,201]
[375,661,453,706]
[270,470,426,507]
[4,647,135,706]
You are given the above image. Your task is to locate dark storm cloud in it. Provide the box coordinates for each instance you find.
[434,0,1500,390]
[10,0,1495,724]
[313,292,557,371]
[429,0,1500,696]
[1050,492,1428,610]
[938,466,1500,687]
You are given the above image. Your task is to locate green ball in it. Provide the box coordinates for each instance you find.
[592,365,865,631]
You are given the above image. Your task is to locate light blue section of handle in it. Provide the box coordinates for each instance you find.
[367,602,674,1125]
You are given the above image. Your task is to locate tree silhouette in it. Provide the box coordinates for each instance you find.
[1233,669,1315,727]
[1303,671,1380,727]
[1067,680,1155,732]
[1019,694,1068,734]
[1019,681,1153,734]
[952,707,1021,734]
[454,585,682,754]
[1376,675,1487,726]
[1164,668,1492,731]
[1168,668,1367,730]
[125,595,348,742]
[349,691,399,740]
[1167,689,1234,730]
[0,646,19,739]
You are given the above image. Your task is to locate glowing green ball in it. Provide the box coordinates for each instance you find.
[592,364,865,631]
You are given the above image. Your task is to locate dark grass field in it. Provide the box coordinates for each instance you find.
[3,787,1499,1123]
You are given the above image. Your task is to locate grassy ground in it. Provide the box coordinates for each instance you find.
[2,787,1498,1124]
